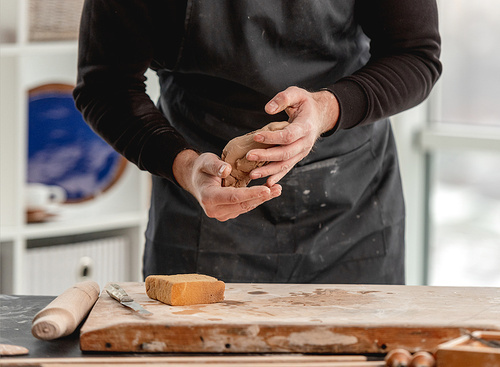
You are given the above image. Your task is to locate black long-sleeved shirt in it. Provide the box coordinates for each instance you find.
[74,0,442,182]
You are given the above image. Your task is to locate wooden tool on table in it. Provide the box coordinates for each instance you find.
[385,349,412,366]
[0,355,386,366]
[408,351,436,367]
[460,329,500,348]
[435,331,500,367]
[31,280,100,340]
[384,349,436,367]
[105,283,152,316]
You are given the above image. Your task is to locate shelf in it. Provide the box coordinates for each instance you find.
[0,41,77,57]
[23,210,148,240]
[0,0,151,293]
[0,209,149,242]
[0,227,18,242]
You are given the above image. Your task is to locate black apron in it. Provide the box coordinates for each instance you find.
[144,0,405,284]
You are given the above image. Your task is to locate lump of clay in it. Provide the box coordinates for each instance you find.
[222,121,290,188]
[145,274,225,306]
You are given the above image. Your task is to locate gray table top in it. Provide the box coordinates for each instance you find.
[0,295,83,358]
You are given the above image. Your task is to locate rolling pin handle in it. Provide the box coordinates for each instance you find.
[409,351,436,367]
[31,310,75,340]
[385,348,412,367]
[31,280,100,340]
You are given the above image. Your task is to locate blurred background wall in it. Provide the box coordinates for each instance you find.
[0,0,499,294]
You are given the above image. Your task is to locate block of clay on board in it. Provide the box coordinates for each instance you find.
[145,274,225,306]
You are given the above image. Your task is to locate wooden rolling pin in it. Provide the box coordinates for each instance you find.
[32,281,100,340]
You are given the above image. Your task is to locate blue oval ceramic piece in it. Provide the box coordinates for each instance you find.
[28,84,126,202]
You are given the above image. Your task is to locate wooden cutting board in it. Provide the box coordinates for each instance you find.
[80,283,500,354]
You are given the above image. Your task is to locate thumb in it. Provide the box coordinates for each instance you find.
[217,162,231,178]
[265,86,302,116]
[265,99,281,115]
[198,153,231,178]
[265,90,290,115]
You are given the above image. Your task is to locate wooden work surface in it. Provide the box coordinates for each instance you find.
[80,283,500,354]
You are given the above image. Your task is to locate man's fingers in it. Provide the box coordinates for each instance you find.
[204,185,271,206]
[265,94,287,115]
[225,185,282,219]
[251,153,302,183]
[266,171,290,188]
[247,138,307,165]
[253,120,309,146]
[191,153,282,221]
[254,126,296,145]
[196,153,231,178]
[265,86,304,115]
[203,185,282,221]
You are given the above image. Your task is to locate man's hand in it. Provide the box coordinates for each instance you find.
[173,149,282,221]
[246,87,340,187]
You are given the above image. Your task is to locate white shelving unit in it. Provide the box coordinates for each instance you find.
[0,0,156,294]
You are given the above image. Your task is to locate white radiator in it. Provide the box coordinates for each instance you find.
[25,236,130,296]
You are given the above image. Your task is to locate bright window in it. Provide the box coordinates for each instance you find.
[438,0,500,127]
[426,0,500,286]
